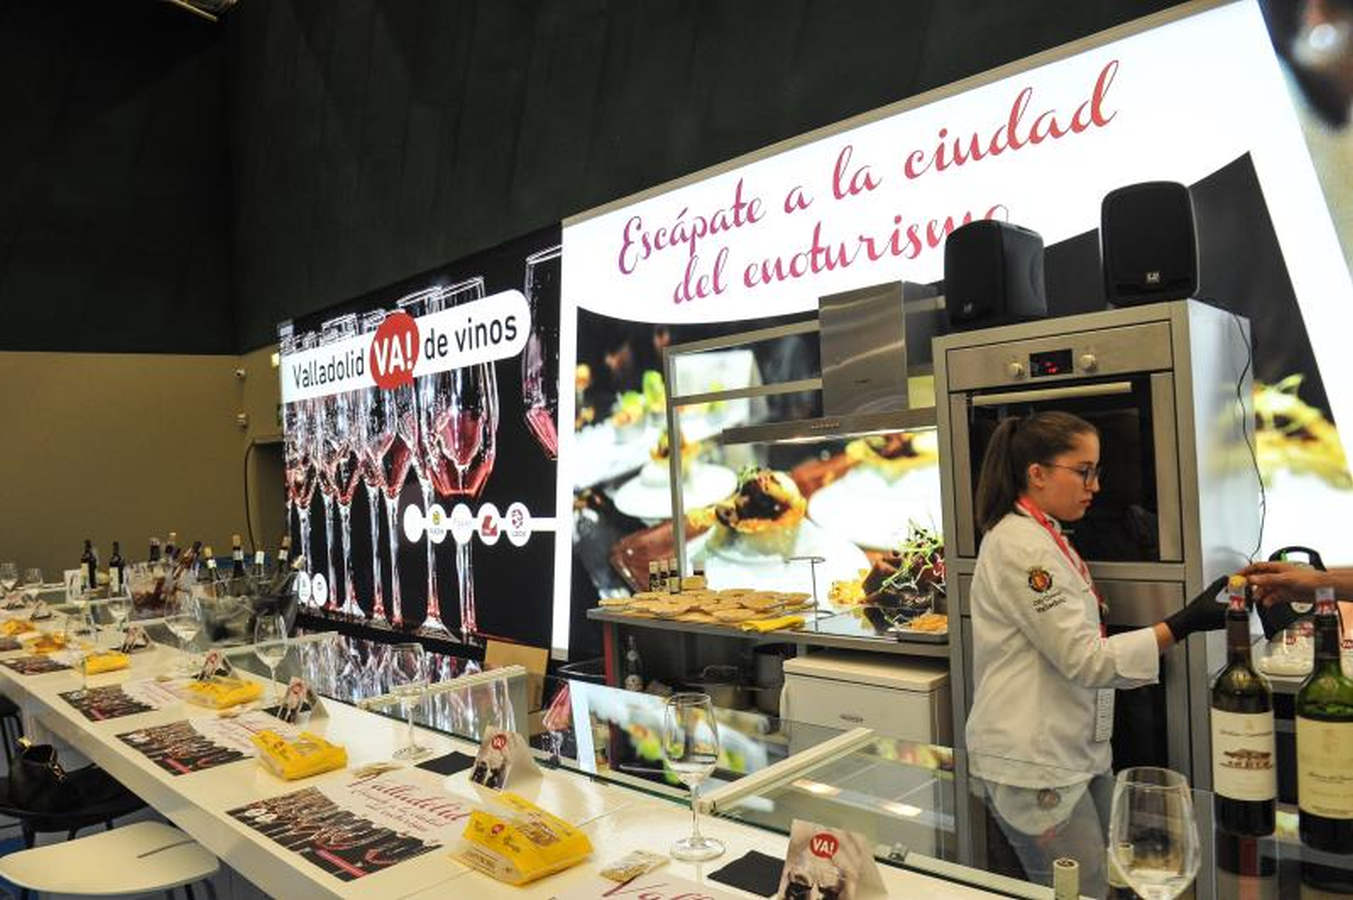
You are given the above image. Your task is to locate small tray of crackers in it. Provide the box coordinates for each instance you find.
[598,588,817,629]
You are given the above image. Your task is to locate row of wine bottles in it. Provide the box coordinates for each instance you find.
[79,532,294,594]
[1210,575,1353,890]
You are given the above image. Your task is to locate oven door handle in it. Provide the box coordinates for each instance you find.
[970,380,1134,407]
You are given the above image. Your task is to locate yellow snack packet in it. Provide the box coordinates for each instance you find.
[82,651,130,674]
[183,677,263,709]
[456,791,592,885]
[251,730,347,780]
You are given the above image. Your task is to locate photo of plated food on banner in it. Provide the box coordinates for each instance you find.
[571,310,948,639]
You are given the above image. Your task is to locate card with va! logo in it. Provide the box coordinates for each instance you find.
[776,820,888,900]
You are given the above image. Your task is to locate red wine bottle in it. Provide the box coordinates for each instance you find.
[231,533,246,579]
[1212,576,1276,836]
[108,541,125,594]
[80,539,98,591]
[1296,586,1353,892]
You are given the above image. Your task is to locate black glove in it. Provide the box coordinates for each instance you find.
[1255,600,1305,641]
[1164,575,1230,642]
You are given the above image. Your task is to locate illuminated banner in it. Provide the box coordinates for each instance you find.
[561,1,1353,442]
[280,289,529,403]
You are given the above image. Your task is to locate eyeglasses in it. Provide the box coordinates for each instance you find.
[1044,462,1104,486]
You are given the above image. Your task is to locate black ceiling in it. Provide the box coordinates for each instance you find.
[0,0,1181,354]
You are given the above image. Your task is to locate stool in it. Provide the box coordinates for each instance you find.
[0,820,218,899]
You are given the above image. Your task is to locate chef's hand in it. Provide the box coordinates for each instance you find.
[1163,575,1230,642]
[1241,560,1329,606]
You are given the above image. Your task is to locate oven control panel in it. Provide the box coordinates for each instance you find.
[1028,348,1073,377]
[944,321,1173,391]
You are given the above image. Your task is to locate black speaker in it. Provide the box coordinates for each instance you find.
[943,220,1047,330]
[1101,181,1198,306]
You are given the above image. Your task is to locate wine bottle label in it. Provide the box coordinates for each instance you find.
[623,674,643,692]
[1211,709,1276,801]
[1297,717,1353,819]
[254,551,265,566]
[108,568,121,593]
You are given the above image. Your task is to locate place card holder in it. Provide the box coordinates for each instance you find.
[470,728,539,791]
[268,677,325,725]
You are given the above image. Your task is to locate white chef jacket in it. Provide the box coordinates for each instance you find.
[965,507,1160,789]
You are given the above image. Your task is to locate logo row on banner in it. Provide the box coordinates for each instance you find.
[402,501,536,547]
[280,289,531,403]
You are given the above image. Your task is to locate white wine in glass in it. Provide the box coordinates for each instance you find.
[254,614,289,706]
[1108,767,1201,900]
[662,692,725,862]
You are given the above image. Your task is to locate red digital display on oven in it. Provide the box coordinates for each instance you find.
[1030,348,1073,377]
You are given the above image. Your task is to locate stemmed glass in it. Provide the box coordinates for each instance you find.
[379,297,426,630]
[386,642,429,760]
[0,562,18,599]
[522,245,561,459]
[357,308,403,627]
[661,692,725,861]
[422,277,498,641]
[290,332,321,587]
[164,593,202,676]
[318,314,364,618]
[1108,767,1201,900]
[21,568,42,612]
[105,583,130,644]
[254,614,289,707]
[395,290,442,634]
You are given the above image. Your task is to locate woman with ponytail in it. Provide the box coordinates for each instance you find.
[966,411,1230,894]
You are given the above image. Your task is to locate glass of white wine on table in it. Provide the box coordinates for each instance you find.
[163,591,202,676]
[253,614,289,707]
[661,692,725,862]
[0,562,18,598]
[1108,767,1201,900]
[386,642,430,760]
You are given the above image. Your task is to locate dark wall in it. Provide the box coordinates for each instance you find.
[0,1,234,354]
[228,0,1180,351]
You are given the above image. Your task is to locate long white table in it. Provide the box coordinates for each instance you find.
[0,640,1024,899]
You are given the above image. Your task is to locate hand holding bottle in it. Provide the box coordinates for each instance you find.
[1242,560,1335,606]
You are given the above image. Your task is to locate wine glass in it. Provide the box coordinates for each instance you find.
[254,614,289,707]
[661,692,724,861]
[104,582,130,642]
[318,313,363,619]
[21,567,42,612]
[1108,767,1201,900]
[354,308,392,625]
[386,642,429,760]
[422,277,498,641]
[0,562,18,597]
[522,245,560,459]
[291,332,321,588]
[395,289,446,635]
[163,594,202,676]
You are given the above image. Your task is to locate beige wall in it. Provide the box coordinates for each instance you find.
[0,349,283,577]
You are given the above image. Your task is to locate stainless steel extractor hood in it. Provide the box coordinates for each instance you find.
[718,282,941,445]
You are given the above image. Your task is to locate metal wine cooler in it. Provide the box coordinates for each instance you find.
[935,300,1259,807]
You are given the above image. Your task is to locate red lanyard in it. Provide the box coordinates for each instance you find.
[1016,497,1108,630]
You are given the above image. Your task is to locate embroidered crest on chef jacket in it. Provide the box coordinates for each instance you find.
[1027,567,1053,593]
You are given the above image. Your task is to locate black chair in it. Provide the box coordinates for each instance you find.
[0,774,148,900]
[0,696,22,769]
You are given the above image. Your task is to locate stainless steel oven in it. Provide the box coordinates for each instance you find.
[936,300,1258,802]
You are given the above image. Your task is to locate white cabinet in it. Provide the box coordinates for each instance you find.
[782,652,951,744]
